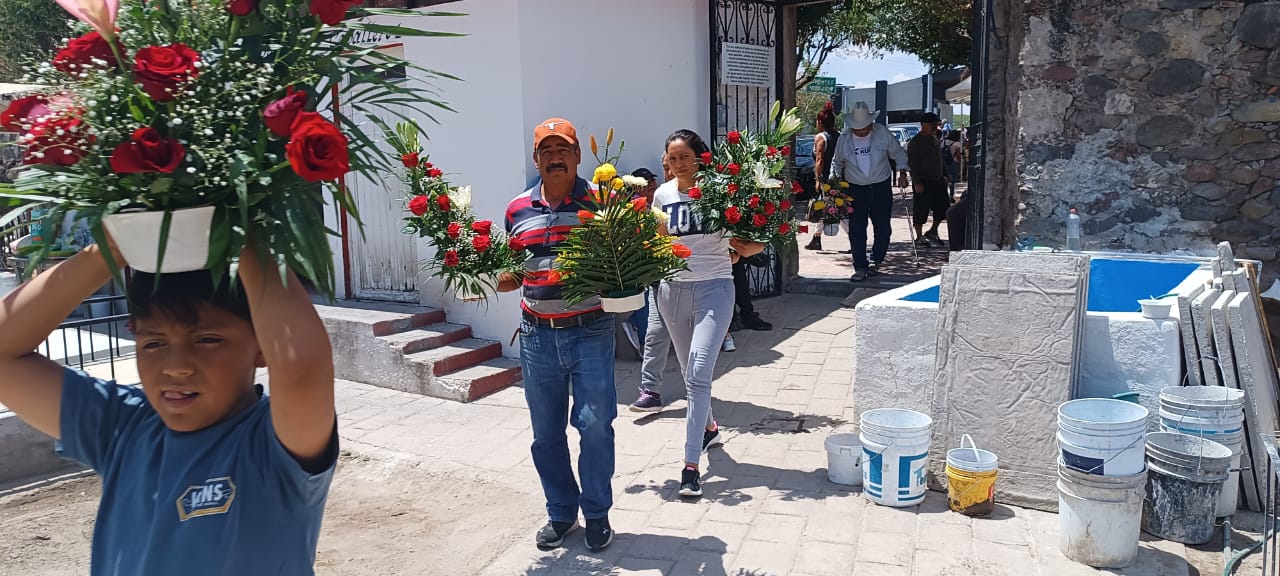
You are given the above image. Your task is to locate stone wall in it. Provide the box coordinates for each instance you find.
[1008,0,1280,286]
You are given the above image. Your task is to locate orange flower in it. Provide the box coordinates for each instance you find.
[630,197,648,212]
[672,244,692,258]
[577,209,595,223]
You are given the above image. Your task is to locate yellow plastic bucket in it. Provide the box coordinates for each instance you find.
[946,435,999,516]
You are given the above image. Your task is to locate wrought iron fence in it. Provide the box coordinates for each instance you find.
[41,294,133,380]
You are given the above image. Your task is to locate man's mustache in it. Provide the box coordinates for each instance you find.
[545,163,569,172]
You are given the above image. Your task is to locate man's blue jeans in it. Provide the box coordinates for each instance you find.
[519,314,618,523]
[848,178,894,271]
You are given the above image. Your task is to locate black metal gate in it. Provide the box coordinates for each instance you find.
[710,0,784,298]
[965,0,998,250]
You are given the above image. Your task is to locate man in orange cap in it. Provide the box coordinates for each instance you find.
[500,118,616,553]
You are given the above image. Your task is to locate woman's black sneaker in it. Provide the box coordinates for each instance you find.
[805,236,822,251]
[585,516,613,551]
[679,466,703,498]
[535,520,578,550]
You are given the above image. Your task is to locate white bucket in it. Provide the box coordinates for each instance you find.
[1159,386,1245,408]
[1158,424,1244,517]
[1058,399,1148,476]
[946,434,999,473]
[1158,409,1244,435]
[860,409,931,507]
[824,433,862,486]
[102,206,215,273]
[1058,464,1146,568]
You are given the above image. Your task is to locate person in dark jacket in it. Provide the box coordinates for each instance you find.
[907,112,949,247]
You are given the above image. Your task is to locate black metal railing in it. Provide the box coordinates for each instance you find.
[38,294,133,381]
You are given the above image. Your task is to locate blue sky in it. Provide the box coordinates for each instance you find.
[820,50,929,88]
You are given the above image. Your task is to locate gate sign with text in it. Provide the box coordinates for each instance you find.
[720,42,773,88]
[802,76,837,94]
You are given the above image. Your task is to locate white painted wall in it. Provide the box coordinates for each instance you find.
[341,0,710,355]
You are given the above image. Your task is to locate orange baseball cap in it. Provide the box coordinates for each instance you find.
[533,118,578,149]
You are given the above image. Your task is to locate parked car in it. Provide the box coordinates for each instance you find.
[888,123,919,146]
[793,135,816,201]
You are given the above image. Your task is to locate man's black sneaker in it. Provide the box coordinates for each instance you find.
[702,427,723,452]
[584,516,613,551]
[742,314,772,331]
[679,466,703,497]
[728,315,744,332]
[805,236,822,251]
[535,520,578,550]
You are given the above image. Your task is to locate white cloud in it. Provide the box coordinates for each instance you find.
[890,73,914,83]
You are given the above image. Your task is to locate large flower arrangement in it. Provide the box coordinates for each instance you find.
[555,131,689,310]
[392,122,525,299]
[690,102,804,244]
[813,181,855,227]
[0,0,457,294]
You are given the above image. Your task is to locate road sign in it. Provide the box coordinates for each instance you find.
[802,76,837,94]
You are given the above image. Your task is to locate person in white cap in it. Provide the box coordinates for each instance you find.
[829,102,911,282]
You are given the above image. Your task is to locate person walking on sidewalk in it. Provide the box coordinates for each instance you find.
[804,101,841,251]
[907,112,950,248]
[620,168,661,357]
[654,129,765,498]
[829,101,910,283]
[499,118,615,553]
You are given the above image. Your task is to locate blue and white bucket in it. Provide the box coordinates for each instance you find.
[1058,399,1149,477]
[1157,386,1246,516]
[860,408,932,507]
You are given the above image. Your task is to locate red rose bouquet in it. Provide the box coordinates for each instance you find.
[554,130,689,312]
[393,122,525,300]
[0,0,457,295]
[690,101,803,244]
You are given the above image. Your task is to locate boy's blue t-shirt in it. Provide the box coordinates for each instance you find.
[56,368,338,576]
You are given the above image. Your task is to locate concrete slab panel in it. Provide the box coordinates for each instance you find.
[1190,288,1223,387]
[931,255,1089,512]
[1178,283,1206,386]
[1229,291,1280,514]
[1211,290,1240,391]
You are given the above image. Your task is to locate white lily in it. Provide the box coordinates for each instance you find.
[449,185,472,212]
[753,162,782,189]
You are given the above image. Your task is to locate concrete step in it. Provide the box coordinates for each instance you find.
[436,358,523,402]
[317,302,519,402]
[0,411,83,489]
[405,338,503,377]
[316,302,445,337]
[377,323,472,354]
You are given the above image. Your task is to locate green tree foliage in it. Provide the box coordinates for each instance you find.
[796,0,972,89]
[0,0,72,82]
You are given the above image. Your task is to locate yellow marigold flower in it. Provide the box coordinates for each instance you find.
[821,183,832,192]
[812,200,827,210]
[594,163,617,184]
[839,181,850,188]
[611,177,624,191]
[834,198,845,207]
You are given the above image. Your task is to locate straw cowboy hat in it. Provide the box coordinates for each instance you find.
[844,101,880,130]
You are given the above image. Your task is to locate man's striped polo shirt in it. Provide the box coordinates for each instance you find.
[504,176,602,318]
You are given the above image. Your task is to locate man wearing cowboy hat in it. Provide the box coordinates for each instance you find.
[829,101,910,282]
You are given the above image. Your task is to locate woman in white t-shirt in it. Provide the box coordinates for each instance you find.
[654,129,764,498]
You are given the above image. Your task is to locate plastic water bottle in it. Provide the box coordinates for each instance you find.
[1066,208,1082,251]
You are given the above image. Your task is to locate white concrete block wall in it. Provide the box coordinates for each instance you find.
[853,274,1188,432]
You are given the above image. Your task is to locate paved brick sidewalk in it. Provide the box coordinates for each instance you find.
[330,294,1189,576]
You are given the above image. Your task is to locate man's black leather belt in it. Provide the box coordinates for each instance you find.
[522,309,609,329]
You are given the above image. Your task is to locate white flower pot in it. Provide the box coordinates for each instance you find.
[823,222,840,237]
[600,292,645,313]
[456,286,487,302]
[102,206,215,273]
[1138,298,1174,319]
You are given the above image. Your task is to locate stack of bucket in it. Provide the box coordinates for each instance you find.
[1142,431,1232,544]
[1157,386,1245,517]
[1056,398,1149,568]
[860,408,931,507]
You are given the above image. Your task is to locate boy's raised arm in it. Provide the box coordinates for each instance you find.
[237,246,336,467]
[0,245,116,437]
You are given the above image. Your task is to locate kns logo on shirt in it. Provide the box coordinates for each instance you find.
[176,477,237,521]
